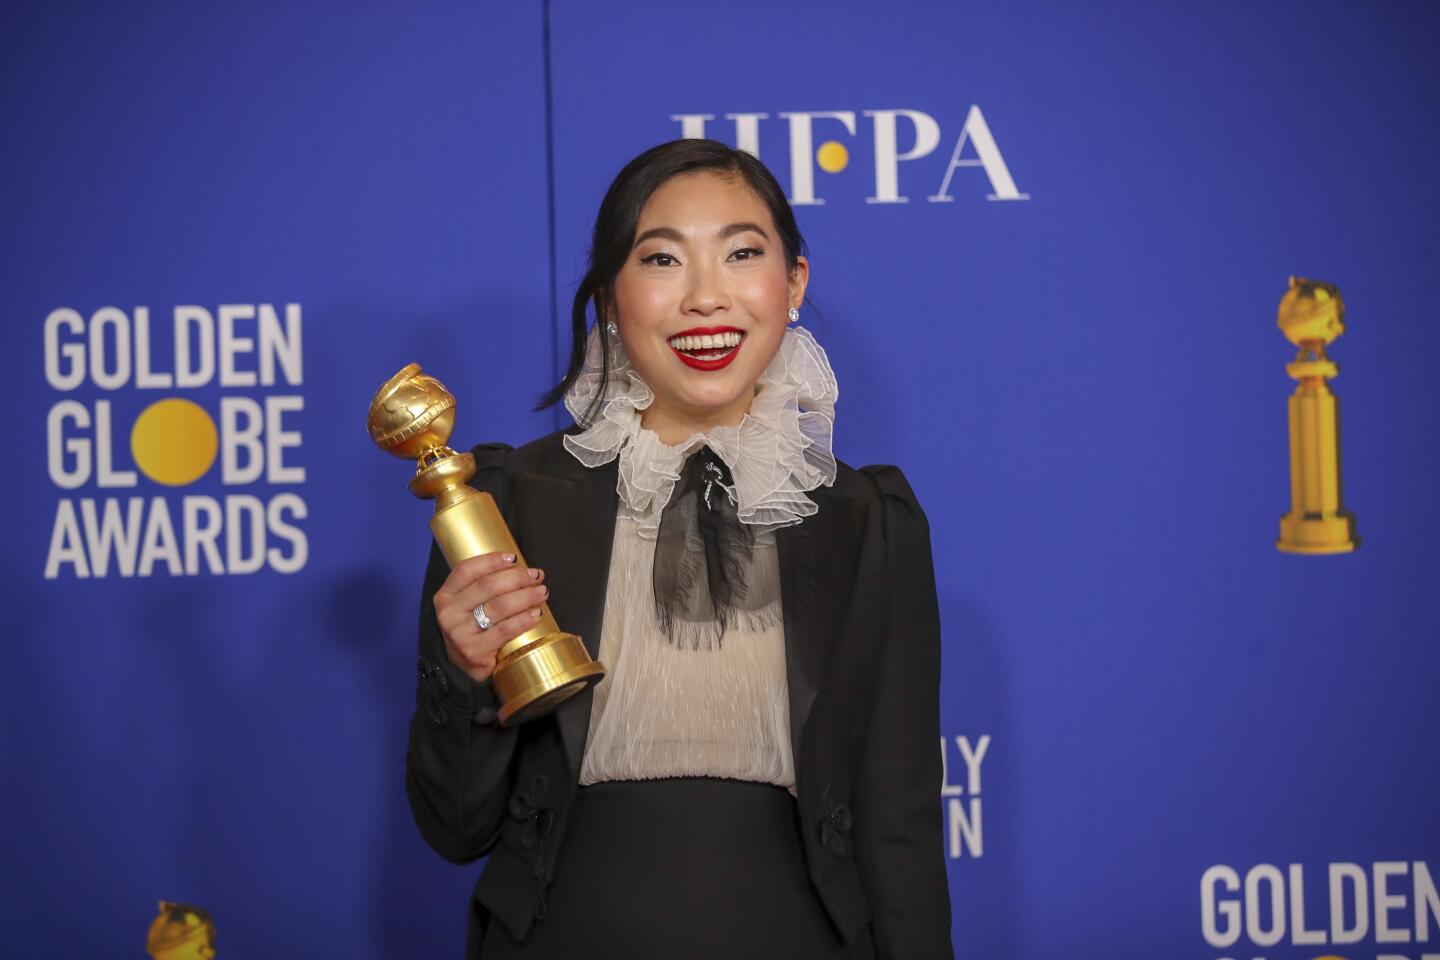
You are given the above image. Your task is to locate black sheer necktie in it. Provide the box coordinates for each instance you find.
[652,446,778,649]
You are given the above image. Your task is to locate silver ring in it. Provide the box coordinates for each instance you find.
[472,603,492,631]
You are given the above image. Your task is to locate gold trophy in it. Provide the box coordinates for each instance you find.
[1276,277,1358,554]
[368,363,605,724]
[145,901,216,960]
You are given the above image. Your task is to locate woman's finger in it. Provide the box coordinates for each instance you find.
[436,551,518,598]
[468,581,548,629]
[446,601,546,678]
[445,566,544,618]
[436,578,545,644]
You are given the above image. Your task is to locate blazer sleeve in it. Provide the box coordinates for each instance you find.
[405,442,521,865]
[855,465,954,958]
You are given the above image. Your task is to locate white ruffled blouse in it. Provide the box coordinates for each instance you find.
[562,325,839,793]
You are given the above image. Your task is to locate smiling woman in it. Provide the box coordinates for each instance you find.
[609,171,806,440]
[409,139,953,959]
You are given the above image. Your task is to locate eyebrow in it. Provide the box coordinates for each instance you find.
[632,221,772,248]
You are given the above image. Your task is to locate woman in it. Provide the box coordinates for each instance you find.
[409,139,952,958]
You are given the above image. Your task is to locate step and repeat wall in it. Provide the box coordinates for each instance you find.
[4,1,1437,956]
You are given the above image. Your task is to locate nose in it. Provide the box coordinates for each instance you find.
[680,260,729,317]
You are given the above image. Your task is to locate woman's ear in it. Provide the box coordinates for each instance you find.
[788,256,810,309]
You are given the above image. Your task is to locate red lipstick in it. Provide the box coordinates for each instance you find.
[668,325,745,371]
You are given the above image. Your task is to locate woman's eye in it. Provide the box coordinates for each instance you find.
[641,252,678,266]
[729,247,764,261]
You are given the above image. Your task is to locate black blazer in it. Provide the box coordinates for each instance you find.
[407,430,952,959]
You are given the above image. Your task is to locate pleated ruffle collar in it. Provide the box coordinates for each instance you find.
[562,324,839,536]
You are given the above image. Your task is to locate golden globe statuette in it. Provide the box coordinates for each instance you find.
[1276,277,1359,554]
[368,363,605,725]
[145,901,216,960]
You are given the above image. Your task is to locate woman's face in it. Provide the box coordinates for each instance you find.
[610,170,808,438]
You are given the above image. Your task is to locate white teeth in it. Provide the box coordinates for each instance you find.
[669,331,743,351]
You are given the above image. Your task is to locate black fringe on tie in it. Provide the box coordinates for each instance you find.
[652,446,779,650]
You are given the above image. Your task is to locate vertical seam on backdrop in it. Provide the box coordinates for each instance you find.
[542,0,562,431]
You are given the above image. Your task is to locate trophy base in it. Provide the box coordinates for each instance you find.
[490,631,606,726]
[1277,511,1358,554]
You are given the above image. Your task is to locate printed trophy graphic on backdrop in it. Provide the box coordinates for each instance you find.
[1276,276,1359,554]
[145,901,216,960]
[368,363,605,724]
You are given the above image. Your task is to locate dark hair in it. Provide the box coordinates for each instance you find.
[537,138,808,422]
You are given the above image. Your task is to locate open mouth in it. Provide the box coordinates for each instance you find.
[668,328,748,362]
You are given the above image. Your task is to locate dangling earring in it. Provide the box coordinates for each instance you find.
[606,319,618,335]
[787,307,800,324]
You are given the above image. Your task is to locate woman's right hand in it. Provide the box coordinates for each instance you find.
[432,551,549,683]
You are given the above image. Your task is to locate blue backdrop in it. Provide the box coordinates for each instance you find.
[4,1,1437,956]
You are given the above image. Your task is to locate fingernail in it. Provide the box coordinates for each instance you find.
[529,568,542,580]
[531,608,542,619]
[537,585,549,598]
[503,553,516,563]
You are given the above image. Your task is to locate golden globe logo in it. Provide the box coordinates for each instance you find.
[42,304,308,578]
[1200,861,1440,959]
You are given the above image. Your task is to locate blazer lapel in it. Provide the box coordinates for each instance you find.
[508,456,619,784]
[777,488,867,767]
